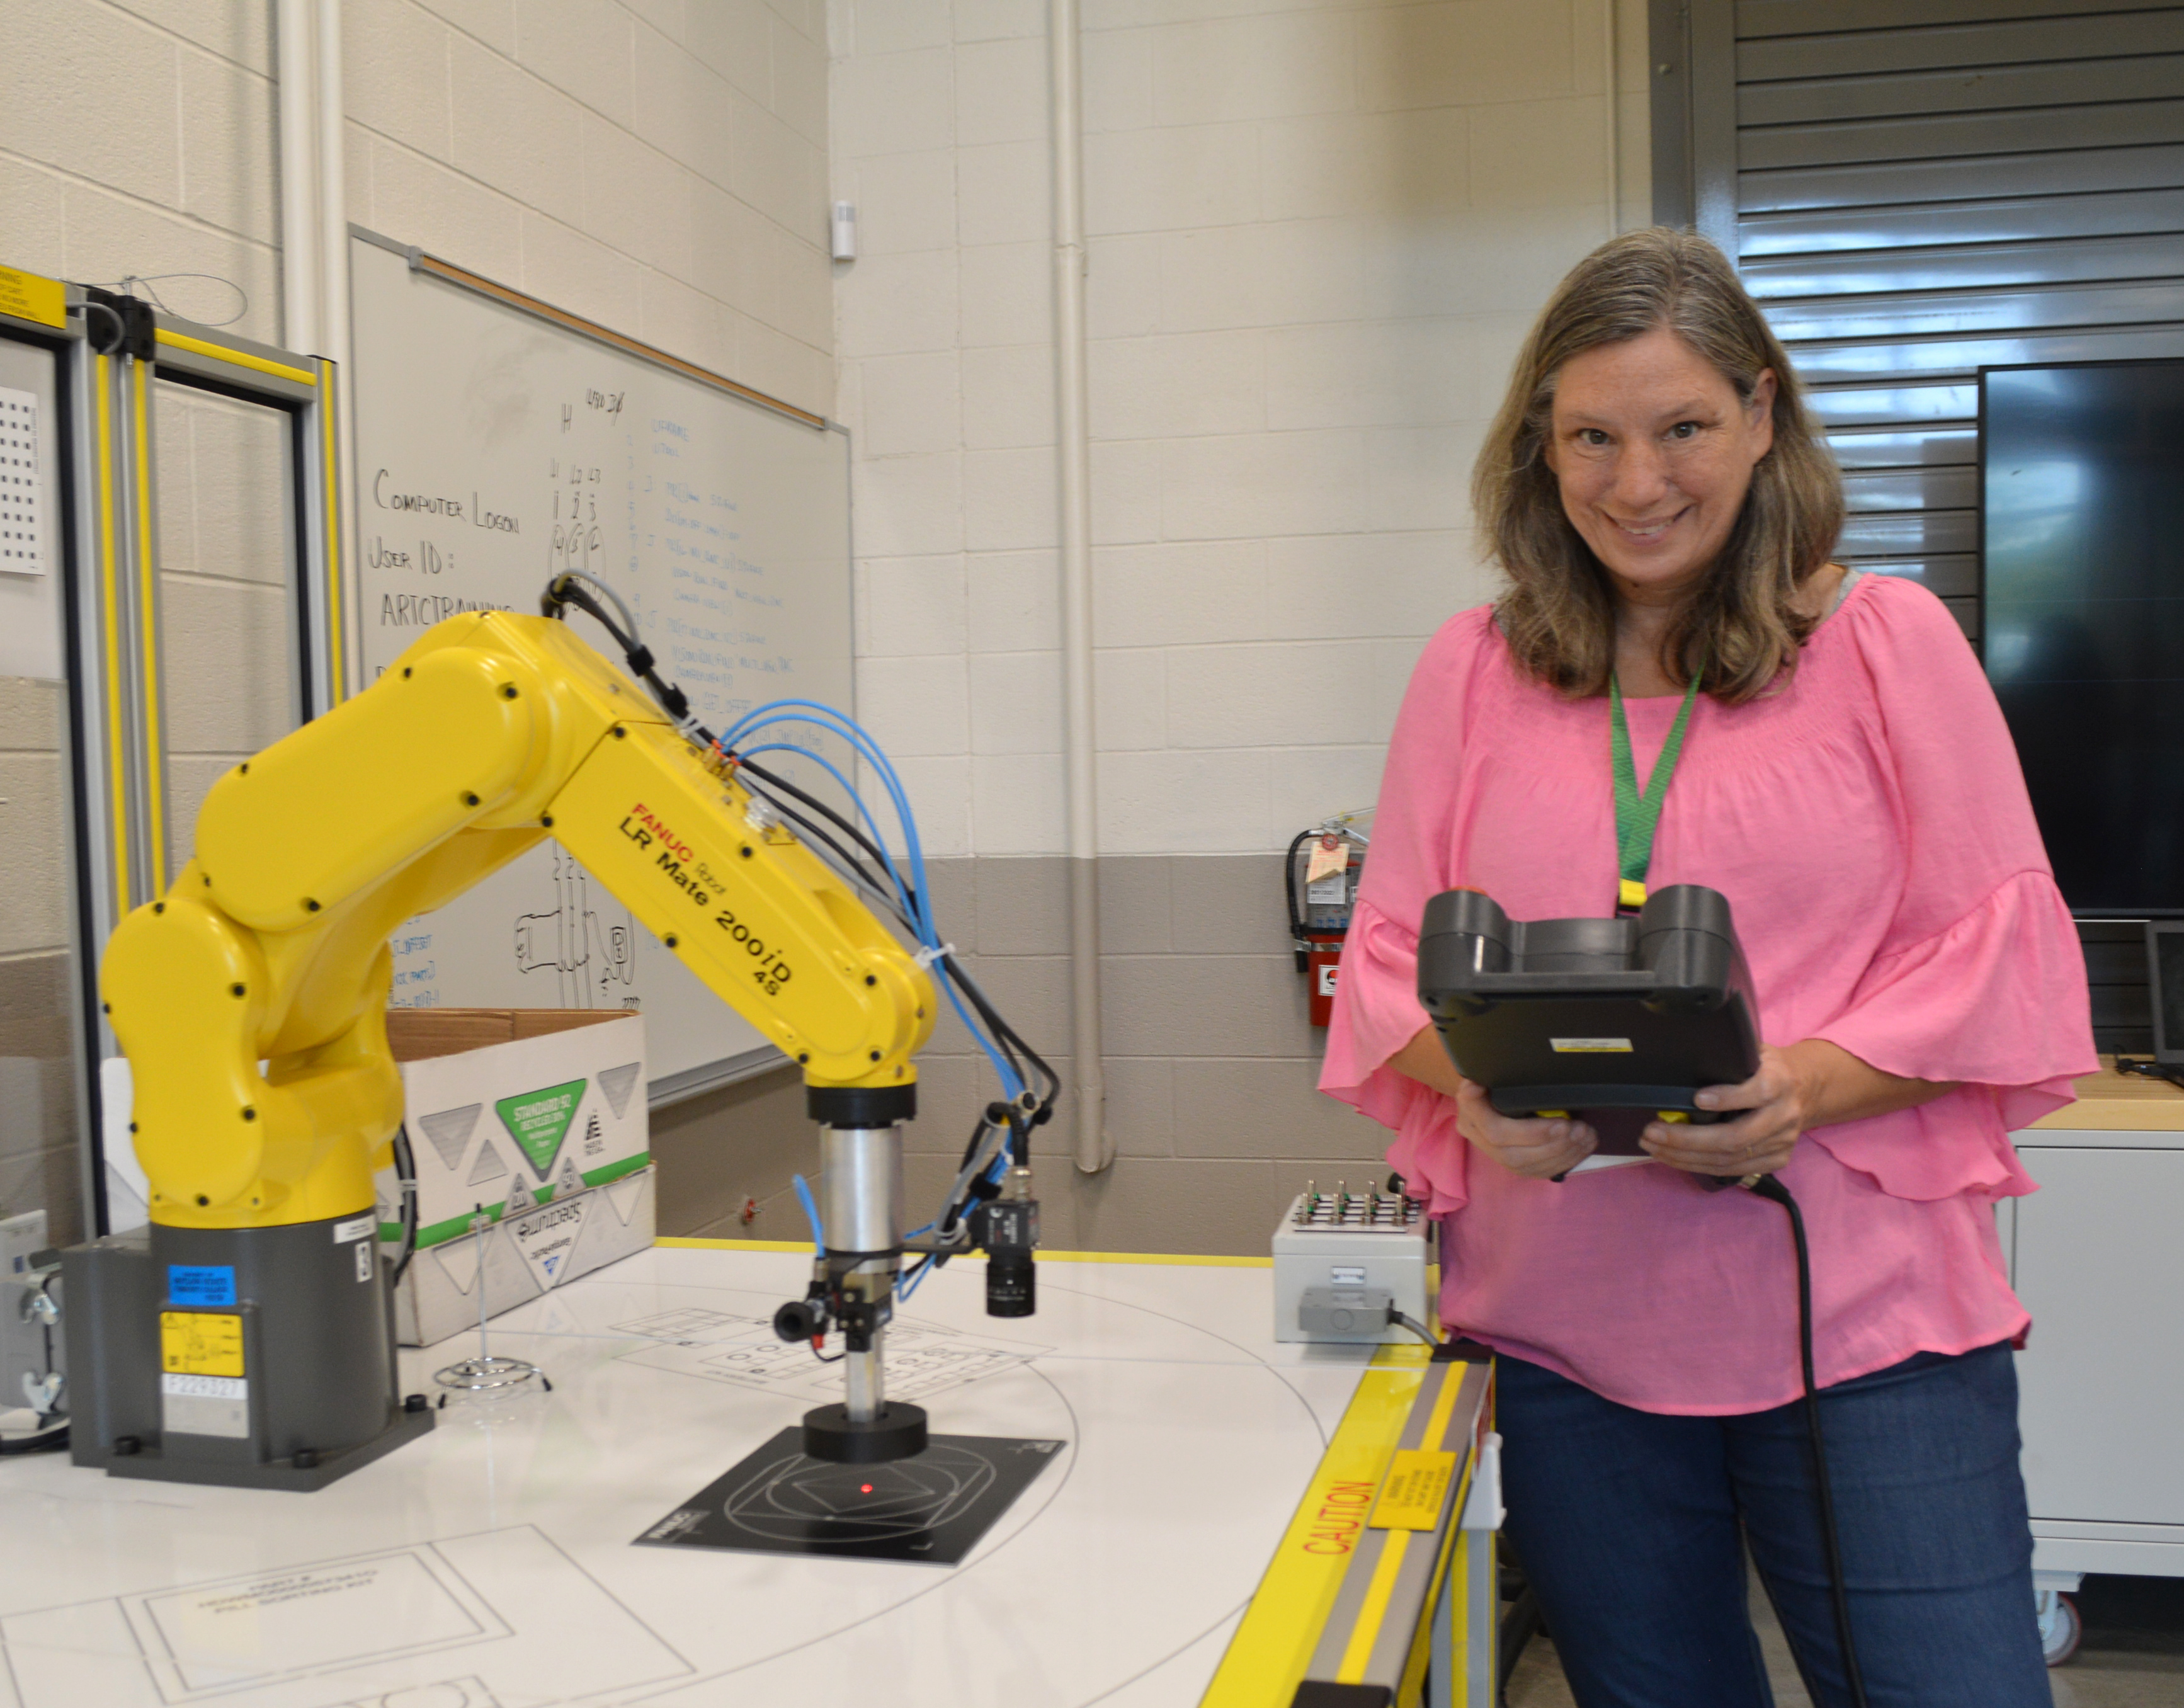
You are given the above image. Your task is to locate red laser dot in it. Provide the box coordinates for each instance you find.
[860,1484,873,1494]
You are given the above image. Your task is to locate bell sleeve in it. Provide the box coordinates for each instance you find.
[1317,609,1493,1215]
[1804,579,2099,1199]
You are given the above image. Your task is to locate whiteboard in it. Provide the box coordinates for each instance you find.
[348,231,852,1099]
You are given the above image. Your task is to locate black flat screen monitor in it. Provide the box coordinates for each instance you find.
[2149,921,2184,1065]
[1982,359,2184,915]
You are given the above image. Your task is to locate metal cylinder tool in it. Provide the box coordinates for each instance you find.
[822,1124,902,1425]
[794,1091,928,1464]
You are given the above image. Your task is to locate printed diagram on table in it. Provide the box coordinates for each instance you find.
[0,1526,686,1708]
[610,1307,1050,1403]
[324,1679,498,1708]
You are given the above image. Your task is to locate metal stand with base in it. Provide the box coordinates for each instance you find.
[433,1207,547,1399]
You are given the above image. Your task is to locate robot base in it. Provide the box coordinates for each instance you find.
[105,1403,435,1492]
[62,1218,431,1493]
[802,1400,928,1464]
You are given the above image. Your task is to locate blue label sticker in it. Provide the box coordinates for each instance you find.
[167,1265,237,1307]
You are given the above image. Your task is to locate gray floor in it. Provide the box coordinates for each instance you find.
[1505,1573,2184,1707]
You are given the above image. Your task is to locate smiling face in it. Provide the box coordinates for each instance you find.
[1543,324,1777,606]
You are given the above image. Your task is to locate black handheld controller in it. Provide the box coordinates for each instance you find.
[1415,884,1761,1156]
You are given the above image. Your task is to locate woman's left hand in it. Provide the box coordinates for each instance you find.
[1641,1039,1962,1175]
[1639,1045,1812,1177]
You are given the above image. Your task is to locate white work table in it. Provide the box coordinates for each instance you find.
[0,1245,1377,1708]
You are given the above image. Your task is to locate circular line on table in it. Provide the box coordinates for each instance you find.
[1076,1596,1254,1707]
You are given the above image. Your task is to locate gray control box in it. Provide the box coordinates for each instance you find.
[1272,1186,1431,1344]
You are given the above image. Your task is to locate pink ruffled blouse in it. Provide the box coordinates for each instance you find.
[1320,573,2098,1414]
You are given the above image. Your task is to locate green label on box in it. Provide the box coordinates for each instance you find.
[495,1078,586,1175]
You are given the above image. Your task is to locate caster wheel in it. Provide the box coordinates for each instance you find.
[2040,1591,2081,1667]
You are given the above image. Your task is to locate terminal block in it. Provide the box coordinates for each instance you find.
[1271,1181,1431,1345]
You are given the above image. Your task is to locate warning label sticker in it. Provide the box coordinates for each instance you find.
[166,1264,236,1307]
[1370,1449,1459,1531]
[161,1311,245,1378]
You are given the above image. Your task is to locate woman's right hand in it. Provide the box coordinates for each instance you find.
[1453,1078,1600,1178]
[1390,1024,1598,1178]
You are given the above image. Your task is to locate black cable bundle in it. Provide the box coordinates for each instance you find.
[1748,1174,1870,1708]
[388,1127,420,1288]
[540,569,1061,1156]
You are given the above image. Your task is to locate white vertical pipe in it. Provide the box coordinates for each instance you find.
[275,0,321,353]
[315,0,351,366]
[1603,0,1621,236]
[316,0,356,699]
[1051,0,1109,1173]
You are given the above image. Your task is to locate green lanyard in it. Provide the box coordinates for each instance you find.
[1610,669,1702,913]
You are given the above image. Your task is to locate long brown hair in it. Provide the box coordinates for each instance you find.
[1475,228,1843,703]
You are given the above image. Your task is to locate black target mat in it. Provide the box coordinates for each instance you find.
[635,1428,1066,1564]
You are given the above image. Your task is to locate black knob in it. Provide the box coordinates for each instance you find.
[773,1299,822,1342]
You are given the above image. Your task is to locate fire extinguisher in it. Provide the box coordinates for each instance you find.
[1287,812,1370,1027]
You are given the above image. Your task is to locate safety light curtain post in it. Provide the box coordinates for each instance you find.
[71,330,168,941]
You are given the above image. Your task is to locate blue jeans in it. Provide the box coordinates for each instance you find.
[1495,1340,2052,1707]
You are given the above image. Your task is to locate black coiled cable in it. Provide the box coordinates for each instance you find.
[1747,1173,1870,1708]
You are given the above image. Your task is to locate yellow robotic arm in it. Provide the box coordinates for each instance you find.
[105,608,933,1230]
[81,608,978,1489]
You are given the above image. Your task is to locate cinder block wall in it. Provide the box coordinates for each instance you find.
[0,682,79,1243]
[0,0,837,1241]
[335,0,834,416]
[832,0,1651,859]
[784,0,1653,1254]
[908,854,1391,1254]
[156,385,302,875]
[654,853,1387,1256]
[0,0,831,410]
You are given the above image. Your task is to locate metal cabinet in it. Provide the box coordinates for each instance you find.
[2011,1129,2184,1576]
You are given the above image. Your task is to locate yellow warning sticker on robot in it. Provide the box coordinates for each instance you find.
[161,1311,245,1378]
[1369,1448,1457,1530]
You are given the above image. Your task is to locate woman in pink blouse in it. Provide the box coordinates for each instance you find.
[1322,229,2094,1707]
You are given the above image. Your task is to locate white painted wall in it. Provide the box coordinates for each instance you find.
[832,0,1649,857]
[0,0,831,416]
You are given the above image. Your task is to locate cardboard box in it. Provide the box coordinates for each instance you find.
[377,1010,652,1346]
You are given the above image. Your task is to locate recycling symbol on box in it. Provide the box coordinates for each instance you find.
[495,1078,587,1178]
